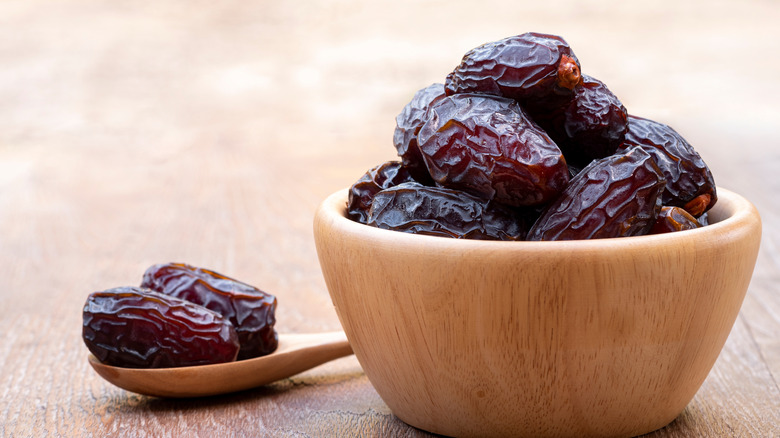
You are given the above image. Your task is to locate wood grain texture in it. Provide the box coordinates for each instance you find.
[314,189,762,438]
[0,0,778,437]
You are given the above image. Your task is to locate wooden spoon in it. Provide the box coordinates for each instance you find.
[87,331,352,398]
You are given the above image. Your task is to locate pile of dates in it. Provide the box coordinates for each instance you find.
[348,32,716,240]
[82,263,277,368]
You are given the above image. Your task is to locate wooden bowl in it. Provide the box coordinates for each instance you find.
[313,187,761,438]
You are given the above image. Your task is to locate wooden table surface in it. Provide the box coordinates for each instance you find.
[1,1,778,436]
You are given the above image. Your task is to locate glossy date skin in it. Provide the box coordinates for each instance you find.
[348,161,417,224]
[650,206,703,234]
[83,287,240,368]
[393,83,445,184]
[367,182,527,240]
[444,32,582,106]
[617,115,717,216]
[540,75,628,167]
[527,147,665,240]
[347,32,718,241]
[141,263,277,360]
[417,94,569,207]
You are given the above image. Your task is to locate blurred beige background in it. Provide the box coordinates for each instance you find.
[1,1,778,436]
[2,0,777,307]
[2,1,777,195]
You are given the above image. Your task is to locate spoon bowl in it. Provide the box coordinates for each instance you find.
[87,331,352,398]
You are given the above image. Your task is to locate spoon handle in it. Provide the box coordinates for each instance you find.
[198,330,354,396]
[265,330,353,378]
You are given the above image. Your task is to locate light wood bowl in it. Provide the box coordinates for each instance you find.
[313,187,761,438]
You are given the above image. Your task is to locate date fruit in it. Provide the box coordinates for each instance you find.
[348,161,417,224]
[367,182,527,240]
[527,147,665,240]
[393,83,446,183]
[650,206,703,234]
[348,32,719,241]
[540,75,628,167]
[141,263,277,360]
[445,32,582,105]
[617,115,717,216]
[417,93,569,207]
[82,287,240,368]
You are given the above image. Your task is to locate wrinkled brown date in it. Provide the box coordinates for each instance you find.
[347,32,718,241]
[650,206,703,234]
[83,287,240,368]
[417,94,569,207]
[141,263,277,360]
[393,83,445,183]
[367,182,527,240]
[527,147,665,240]
[539,75,628,167]
[444,32,582,106]
[348,161,417,224]
[617,115,717,216]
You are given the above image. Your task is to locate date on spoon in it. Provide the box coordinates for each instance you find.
[87,331,352,398]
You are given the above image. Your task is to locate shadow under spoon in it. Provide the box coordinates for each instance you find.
[87,331,353,398]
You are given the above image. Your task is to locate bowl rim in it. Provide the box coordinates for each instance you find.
[315,187,761,253]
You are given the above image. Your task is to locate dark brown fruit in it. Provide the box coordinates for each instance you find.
[650,206,703,234]
[527,147,665,240]
[444,32,582,105]
[617,115,717,216]
[367,182,527,240]
[417,94,569,207]
[393,83,446,183]
[83,287,240,368]
[539,75,628,167]
[141,263,277,360]
[348,161,417,223]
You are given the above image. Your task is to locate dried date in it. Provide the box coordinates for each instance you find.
[367,182,527,240]
[347,161,417,223]
[82,287,240,368]
[417,94,569,207]
[649,206,703,234]
[540,75,628,167]
[444,32,582,106]
[141,263,277,360]
[393,83,445,183]
[527,147,665,240]
[617,115,717,216]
